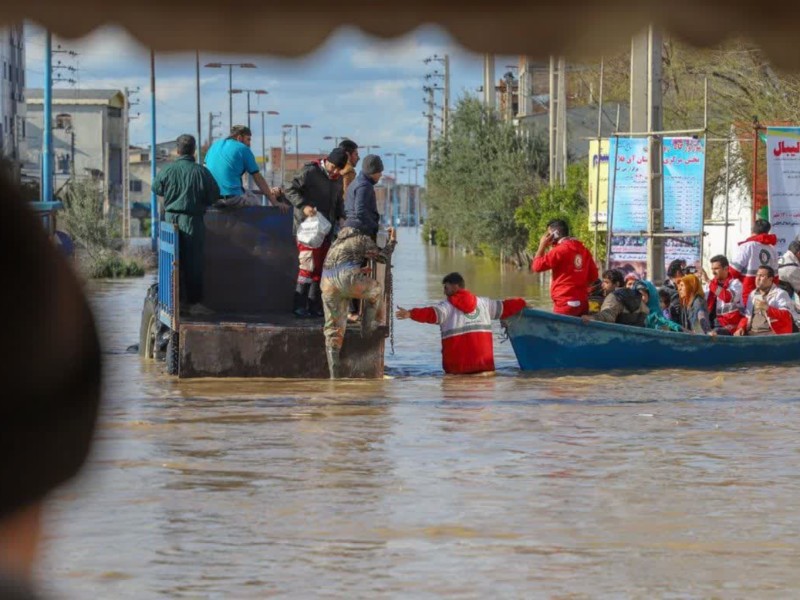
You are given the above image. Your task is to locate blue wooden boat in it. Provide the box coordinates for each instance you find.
[505,308,800,371]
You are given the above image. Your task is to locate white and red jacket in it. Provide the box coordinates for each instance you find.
[737,284,800,335]
[704,276,743,332]
[730,233,779,301]
[531,237,598,316]
[409,289,526,374]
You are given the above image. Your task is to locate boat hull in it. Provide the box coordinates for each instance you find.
[506,308,800,371]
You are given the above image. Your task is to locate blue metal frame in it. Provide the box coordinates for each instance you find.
[507,308,800,371]
[157,221,179,329]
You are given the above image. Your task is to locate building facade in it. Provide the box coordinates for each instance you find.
[24,88,126,211]
[0,25,25,162]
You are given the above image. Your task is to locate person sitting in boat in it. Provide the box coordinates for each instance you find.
[730,218,779,302]
[531,219,598,316]
[395,272,526,375]
[662,259,685,324]
[658,288,672,320]
[677,273,714,335]
[701,254,744,335]
[632,280,682,332]
[624,272,640,289]
[777,240,800,297]
[581,269,648,327]
[734,265,800,336]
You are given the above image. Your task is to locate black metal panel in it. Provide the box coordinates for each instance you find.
[179,321,386,379]
[202,206,297,313]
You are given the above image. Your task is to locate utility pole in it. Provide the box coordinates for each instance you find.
[123,87,140,241]
[149,50,157,250]
[195,51,202,163]
[483,54,496,110]
[548,56,567,186]
[518,56,533,118]
[426,87,434,162]
[630,25,664,282]
[207,111,221,149]
[42,32,53,202]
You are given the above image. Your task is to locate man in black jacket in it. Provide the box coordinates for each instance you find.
[343,154,384,321]
[285,147,348,317]
[344,154,383,237]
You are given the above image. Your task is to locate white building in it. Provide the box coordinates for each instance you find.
[24,88,126,211]
[0,25,25,162]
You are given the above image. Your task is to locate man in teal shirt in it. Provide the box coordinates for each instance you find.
[153,134,219,314]
[204,125,285,209]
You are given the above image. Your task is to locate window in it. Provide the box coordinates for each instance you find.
[3,62,6,80]
[130,180,142,193]
[57,154,70,174]
[55,114,72,130]
[108,107,122,118]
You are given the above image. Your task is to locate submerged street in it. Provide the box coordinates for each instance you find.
[41,231,800,597]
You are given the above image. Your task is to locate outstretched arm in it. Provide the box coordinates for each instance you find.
[396,306,438,324]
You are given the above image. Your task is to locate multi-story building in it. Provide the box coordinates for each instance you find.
[24,88,126,211]
[0,25,25,162]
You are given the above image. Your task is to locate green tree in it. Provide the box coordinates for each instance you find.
[515,162,606,262]
[425,96,548,262]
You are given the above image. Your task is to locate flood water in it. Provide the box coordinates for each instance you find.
[40,230,800,598]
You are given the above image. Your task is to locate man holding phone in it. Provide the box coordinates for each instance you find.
[531,218,598,316]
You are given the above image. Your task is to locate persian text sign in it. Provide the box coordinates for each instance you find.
[766,126,800,253]
[663,137,705,233]
[608,137,649,232]
[588,139,609,231]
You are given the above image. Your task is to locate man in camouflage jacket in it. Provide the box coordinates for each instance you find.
[320,226,396,378]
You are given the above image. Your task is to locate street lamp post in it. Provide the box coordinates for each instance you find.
[323,135,348,147]
[232,88,267,130]
[385,152,406,227]
[283,123,311,172]
[362,145,380,154]
[203,61,257,130]
[250,110,280,179]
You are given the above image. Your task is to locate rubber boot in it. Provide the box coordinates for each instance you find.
[308,281,325,318]
[326,346,342,379]
[293,283,311,317]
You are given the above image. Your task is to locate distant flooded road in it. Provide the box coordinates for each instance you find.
[41,230,800,598]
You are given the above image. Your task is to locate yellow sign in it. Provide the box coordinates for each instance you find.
[588,139,609,231]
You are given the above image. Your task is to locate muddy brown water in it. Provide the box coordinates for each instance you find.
[39,231,800,598]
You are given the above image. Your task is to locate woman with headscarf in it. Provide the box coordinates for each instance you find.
[632,280,683,332]
[678,273,713,334]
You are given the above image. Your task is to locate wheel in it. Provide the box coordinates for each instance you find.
[166,331,179,376]
[138,283,158,357]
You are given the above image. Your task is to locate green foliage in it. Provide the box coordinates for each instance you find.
[87,254,145,278]
[62,178,144,278]
[515,162,607,262]
[425,96,548,258]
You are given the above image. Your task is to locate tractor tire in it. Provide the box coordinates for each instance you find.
[139,284,158,358]
[166,331,179,376]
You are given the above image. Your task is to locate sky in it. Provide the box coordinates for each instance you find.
[24,24,519,181]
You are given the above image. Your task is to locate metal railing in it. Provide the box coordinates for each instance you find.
[158,221,179,330]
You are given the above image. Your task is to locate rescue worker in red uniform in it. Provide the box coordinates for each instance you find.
[396,272,526,375]
[531,219,598,316]
[730,218,779,303]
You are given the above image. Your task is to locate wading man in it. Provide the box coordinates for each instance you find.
[321,226,396,378]
[396,273,526,375]
[153,134,220,315]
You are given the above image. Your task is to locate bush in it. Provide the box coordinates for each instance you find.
[87,254,145,278]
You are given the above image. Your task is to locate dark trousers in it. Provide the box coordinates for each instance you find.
[166,212,205,305]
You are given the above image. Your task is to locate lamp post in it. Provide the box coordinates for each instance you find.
[362,144,381,154]
[283,123,311,172]
[323,135,348,147]
[249,110,280,179]
[203,62,257,130]
[385,152,406,227]
[231,88,267,130]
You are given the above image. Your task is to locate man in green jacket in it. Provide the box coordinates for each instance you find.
[153,134,220,314]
